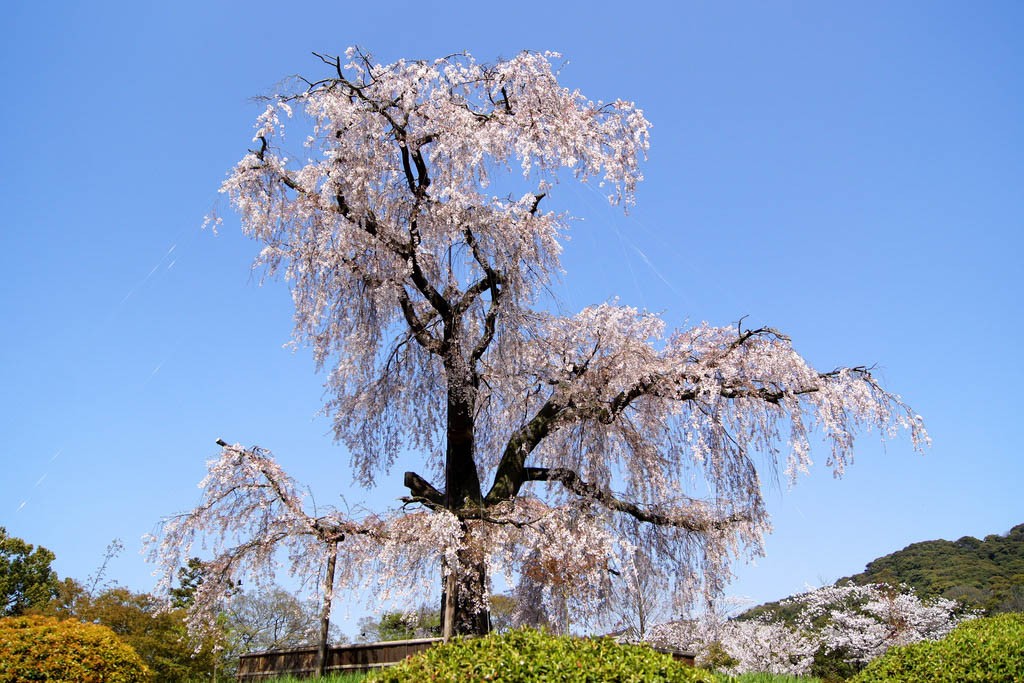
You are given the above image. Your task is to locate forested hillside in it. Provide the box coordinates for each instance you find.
[840,523,1024,612]
[744,523,1024,620]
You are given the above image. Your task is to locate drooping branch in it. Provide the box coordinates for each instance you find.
[147,441,379,637]
[522,467,750,533]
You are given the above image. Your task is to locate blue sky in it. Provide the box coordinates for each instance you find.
[2,1,1021,634]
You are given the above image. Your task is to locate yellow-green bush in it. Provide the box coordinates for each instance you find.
[365,628,715,682]
[0,615,150,682]
[852,612,1024,682]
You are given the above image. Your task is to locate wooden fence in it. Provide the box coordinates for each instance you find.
[236,637,694,680]
[236,638,443,680]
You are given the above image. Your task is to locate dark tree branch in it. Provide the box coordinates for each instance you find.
[397,289,442,352]
[523,467,749,533]
[529,192,545,215]
[403,471,445,508]
[484,396,565,505]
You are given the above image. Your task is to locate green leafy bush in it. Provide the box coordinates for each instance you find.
[0,615,151,682]
[365,628,714,682]
[852,612,1024,682]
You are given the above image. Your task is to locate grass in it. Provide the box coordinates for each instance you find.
[262,673,368,682]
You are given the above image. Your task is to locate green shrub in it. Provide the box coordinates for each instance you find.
[0,615,151,682]
[365,628,715,682]
[852,612,1024,682]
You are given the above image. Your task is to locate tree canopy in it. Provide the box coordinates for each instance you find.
[150,47,927,638]
[0,527,60,617]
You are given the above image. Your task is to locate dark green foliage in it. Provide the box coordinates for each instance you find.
[0,528,60,617]
[808,646,859,683]
[736,599,804,627]
[852,612,1024,682]
[365,628,715,682]
[0,615,151,682]
[375,608,440,641]
[842,524,1024,613]
[170,557,208,609]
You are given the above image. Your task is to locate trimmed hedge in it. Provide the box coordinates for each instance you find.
[0,615,151,682]
[852,612,1024,682]
[365,629,715,682]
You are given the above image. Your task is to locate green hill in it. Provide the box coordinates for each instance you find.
[743,523,1024,620]
[839,523,1024,612]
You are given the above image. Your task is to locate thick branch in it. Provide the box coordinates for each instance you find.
[484,397,565,505]
[457,226,504,363]
[523,467,748,533]
[403,471,445,509]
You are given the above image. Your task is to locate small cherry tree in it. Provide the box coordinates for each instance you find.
[646,614,817,676]
[646,583,970,677]
[151,48,927,638]
[785,582,969,665]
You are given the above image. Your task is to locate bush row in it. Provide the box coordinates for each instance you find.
[853,612,1024,682]
[366,628,715,683]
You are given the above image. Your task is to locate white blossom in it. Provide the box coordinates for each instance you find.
[786,582,970,664]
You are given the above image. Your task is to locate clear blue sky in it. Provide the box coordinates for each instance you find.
[2,1,1021,634]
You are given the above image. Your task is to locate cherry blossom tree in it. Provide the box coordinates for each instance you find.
[645,583,967,676]
[151,48,928,639]
[785,582,970,666]
[647,616,818,677]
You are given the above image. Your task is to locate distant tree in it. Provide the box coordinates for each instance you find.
[153,47,927,641]
[788,583,971,667]
[226,584,341,652]
[488,593,516,634]
[169,557,208,609]
[648,583,970,678]
[648,615,817,677]
[358,604,440,642]
[0,528,60,617]
[602,546,670,641]
[996,583,1024,613]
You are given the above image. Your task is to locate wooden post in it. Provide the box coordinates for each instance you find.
[440,563,457,641]
[316,541,338,676]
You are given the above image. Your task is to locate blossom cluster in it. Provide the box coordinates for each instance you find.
[645,582,970,677]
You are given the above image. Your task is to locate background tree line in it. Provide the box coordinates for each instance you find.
[1,527,332,681]
[5,521,1020,681]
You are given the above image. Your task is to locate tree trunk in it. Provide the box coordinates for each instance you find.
[316,541,338,676]
[439,545,491,638]
[444,371,483,510]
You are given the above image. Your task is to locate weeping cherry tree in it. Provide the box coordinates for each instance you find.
[149,48,927,640]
